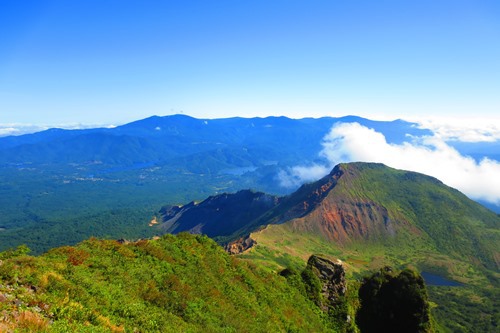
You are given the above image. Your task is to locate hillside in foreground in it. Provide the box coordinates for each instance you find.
[0,234,330,332]
[0,233,435,332]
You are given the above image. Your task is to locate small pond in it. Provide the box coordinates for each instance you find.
[421,271,463,287]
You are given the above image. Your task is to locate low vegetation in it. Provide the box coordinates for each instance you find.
[0,234,330,332]
[1,234,438,332]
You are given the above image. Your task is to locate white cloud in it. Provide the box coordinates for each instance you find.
[407,116,500,142]
[278,164,330,188]
[280,122,500,206]
[0,127,21,136]
[0,123,116,137]
[0,124,48,137]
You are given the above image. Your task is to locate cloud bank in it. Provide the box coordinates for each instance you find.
[412,117,500,142]
[0,123,117,137]
[279,122,500,206]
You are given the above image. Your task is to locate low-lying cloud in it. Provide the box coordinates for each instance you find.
[412,117,500,142]
[279,122,500,206]
[278,164,331,188]
[0,123,117,137]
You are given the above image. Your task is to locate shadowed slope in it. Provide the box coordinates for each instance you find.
[159,190,280,238]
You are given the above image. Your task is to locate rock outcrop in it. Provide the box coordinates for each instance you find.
[304,255,346,312]
[224,236,256,254]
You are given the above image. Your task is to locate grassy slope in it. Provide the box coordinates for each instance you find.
[333,163,499,270]
[239,163,499,332]
[0,234,329,332]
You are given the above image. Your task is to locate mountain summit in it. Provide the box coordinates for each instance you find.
[250,162,499,269]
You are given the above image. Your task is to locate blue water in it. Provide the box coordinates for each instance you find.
[421,272,463,287]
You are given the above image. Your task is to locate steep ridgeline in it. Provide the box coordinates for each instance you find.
[158,190,280,239]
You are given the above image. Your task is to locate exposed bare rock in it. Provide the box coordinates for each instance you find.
[224,236,256,254]
[269,163,420,245]
[305,255,346,312]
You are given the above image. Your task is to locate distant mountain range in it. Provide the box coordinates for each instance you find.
[0,115,498,257]
[0,114,431,167]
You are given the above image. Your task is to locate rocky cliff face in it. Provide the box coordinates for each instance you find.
[288,199,396,244]
[305,255,347,312]
[357,267,433,333]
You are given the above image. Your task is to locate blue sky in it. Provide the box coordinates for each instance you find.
[1,0,499,126]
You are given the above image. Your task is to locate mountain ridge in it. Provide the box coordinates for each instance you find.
[159,162,499,271]
[0,115,431,163]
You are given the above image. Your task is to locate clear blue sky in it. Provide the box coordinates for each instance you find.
[1,0,499,125]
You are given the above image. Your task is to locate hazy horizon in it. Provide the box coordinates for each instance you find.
[2,113,499,144]
[1,113,499,206]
